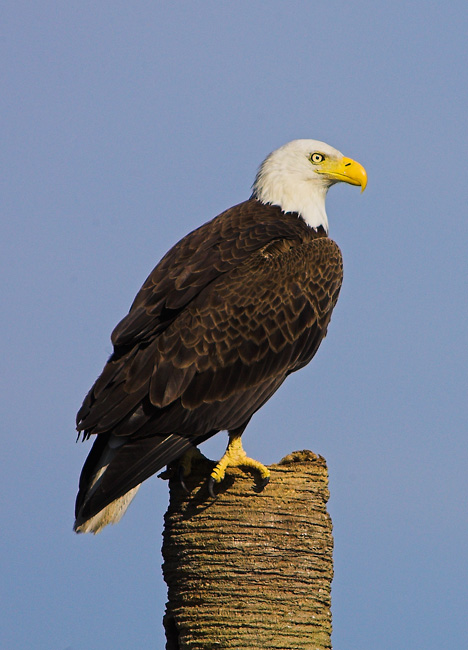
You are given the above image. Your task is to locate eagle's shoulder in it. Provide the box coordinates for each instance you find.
[110,200,314,349]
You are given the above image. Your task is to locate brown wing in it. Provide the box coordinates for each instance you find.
[148,236,343,413]
[77,200,306,434]
[109,199,306,349]
[75,201,342,520]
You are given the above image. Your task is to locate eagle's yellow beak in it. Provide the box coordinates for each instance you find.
[317,156,367,192]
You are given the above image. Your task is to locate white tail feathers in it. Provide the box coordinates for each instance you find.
[74,434,140,534]
[74,484,141,534]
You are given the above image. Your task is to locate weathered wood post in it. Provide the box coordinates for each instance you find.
[161,450,333,649]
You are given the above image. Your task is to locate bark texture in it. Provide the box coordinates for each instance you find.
[161,450,333,650]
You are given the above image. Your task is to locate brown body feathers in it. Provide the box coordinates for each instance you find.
[75,199,343,526]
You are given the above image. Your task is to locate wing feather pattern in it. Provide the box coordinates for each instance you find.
[75,199,343,526]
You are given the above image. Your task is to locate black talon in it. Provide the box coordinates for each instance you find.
[208,477,217,498]
[178,465,189,493]
[260,475,270,489]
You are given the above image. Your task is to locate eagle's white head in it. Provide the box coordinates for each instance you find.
[252,139,367,233]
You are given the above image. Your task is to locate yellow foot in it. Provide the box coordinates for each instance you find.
[208,434,270,497]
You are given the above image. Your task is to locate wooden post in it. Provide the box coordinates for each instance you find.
[161,450,333,650]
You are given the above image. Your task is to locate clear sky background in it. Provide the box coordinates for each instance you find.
[2,2,467,649]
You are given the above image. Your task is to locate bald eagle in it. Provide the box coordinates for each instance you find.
[74,139,367,533]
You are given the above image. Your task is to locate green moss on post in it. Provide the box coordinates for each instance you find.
[162,450,333,650]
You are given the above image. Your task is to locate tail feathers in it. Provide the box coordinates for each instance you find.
[74,434,137,534]
[74,485,140,534]
[74,432,197,533]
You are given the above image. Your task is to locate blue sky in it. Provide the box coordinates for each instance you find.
[2,2,467,648]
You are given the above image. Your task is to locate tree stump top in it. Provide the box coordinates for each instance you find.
[162,450,333,649]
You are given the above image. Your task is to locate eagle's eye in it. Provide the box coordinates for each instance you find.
[310,152,325,164]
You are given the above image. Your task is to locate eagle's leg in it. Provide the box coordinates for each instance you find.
[208,433,270,497]
[178,446,205,492]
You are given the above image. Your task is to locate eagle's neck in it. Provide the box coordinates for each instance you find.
[251,174,329,233]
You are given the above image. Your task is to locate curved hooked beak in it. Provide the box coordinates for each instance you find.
[316,156,367,192]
